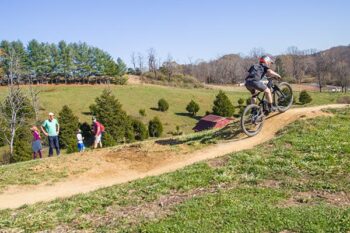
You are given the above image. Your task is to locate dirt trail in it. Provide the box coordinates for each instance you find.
[0,104,347,209]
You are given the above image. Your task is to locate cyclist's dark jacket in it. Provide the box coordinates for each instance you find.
[245,63,270,81]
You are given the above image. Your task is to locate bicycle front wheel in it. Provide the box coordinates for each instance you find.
[273,82,293,112]
[240,104,264,137]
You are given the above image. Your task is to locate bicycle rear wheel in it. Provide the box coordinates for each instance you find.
[240,104,264,137]
[273,82,293,112]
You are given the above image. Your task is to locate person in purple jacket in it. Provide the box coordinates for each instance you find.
[30,126,42,159]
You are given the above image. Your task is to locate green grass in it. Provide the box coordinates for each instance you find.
[0,84,251,135]
[0,108,349,232]
[0,85,348,136]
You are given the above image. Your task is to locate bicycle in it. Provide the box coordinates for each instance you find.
[240,78,293,137]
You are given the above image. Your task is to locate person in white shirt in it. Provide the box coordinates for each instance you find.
[77,129,85,152]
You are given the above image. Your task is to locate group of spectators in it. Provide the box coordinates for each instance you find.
[30,113,104,159]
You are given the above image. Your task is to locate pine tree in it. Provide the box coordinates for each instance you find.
[58,105,79,153]
[158,98,169,112]
[212,91,235,117]
[12,125,32,163]
[89,89,134,146]
[132,119,148,141]
[299,90,312,104]
[148,117,163,137]
[186,100,200,116]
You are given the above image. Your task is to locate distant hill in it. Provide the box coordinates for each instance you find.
[317,45,350,63]
[183,45,350,85]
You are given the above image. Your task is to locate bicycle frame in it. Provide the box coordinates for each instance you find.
[252,81,285,113]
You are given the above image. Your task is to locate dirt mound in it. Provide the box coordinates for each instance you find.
[0,104,347,209]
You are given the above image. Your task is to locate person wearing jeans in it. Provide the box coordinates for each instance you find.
[41,112,60,156]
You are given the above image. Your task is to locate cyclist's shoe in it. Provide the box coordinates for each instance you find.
[268,104,277,113]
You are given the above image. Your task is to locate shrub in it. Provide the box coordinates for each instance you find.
[186,100,200,116]
[299,90,312,105]
[139,109,146,117]
[168,125,183,136]
[337,96,350,104]
[212,91,235,117]
[12,126,32,163]
[112,75,128,85]
[58,105,79,153]
[148,117,163,137]
[89,89,134,145]
[132,119,148,141]
[158,98,169,112]
[238,98,244,106]
[246,98,252,106]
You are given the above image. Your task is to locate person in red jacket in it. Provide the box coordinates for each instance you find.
[92,117,104,149]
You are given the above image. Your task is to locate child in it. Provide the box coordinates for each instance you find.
[30,126,42,159]
[77,129,85,152]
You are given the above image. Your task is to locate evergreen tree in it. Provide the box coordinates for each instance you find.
[58,40,74,83]
[299,90,312,104]
[148,117,163,137]
[49,43,60,81]
[237,98,244,106]
[12,125,33,163]
[212,91,235,117]
[132,119,148,141]
[27,40,52,81]
[89,89,134,146]
[80,122,94,147]
[0,40,29,81]
[58,105,79,153]
[116,57,127,76]
[158,98,169,112]
[186,100,200,116]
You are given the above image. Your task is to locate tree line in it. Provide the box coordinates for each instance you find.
[129,46,350,92]
[0,40,127,85]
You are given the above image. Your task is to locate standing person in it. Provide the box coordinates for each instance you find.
[77,129,85,152]
[30,126,42,159]
[41,112,60,156]
[92,117,104,149]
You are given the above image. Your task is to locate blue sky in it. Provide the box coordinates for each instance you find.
[1,0,349,65]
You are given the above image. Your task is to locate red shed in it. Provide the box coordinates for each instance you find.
[193,114,233,132]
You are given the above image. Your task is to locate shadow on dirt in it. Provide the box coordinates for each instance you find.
[156,112,284,146]
[156,121,242,146]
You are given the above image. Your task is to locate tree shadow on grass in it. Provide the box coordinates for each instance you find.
[150,107,159,111]
[155,121,241,146]
[175,112,202,121]
[82,111,93,116]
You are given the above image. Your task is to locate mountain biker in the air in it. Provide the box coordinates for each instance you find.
[245,55,282,112]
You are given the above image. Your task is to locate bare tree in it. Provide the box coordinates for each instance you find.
[130,52,137,70]
[315,53,330,92]
[334,61,349,92]
[147,48,157,79]
[286,46,307,84]
[163,54,176,80]
[137,52,144,74]
[0,47,33,160]
[249,47,266,58]
[28,77,41,122]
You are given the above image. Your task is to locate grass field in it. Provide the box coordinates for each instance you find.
[0,84,348,136]
[0,108,349,232]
